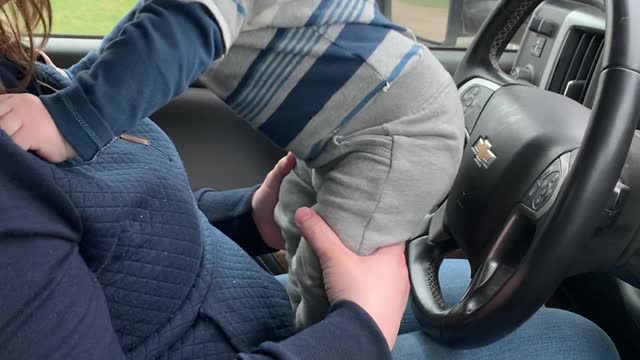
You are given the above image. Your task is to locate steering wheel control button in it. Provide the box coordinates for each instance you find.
[539,160,562,181]
[462,91,477,107]
[533,189,554,210]
[530,37,546,58]
[461,86,482,108]
[529,17,542,32]
[528,17,556,37]
[605,181,630,214]
[523,157,566,211]
[461,86,493,132]
[511,65,535,82]
[600,181,631,229]
[532,195,544,209]
[538,180,551,197]
[538,20,556,37]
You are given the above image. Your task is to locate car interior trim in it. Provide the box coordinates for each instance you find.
[538,4,606,88]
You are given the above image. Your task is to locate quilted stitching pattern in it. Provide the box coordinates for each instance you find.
[51,120,203,351]
[39,64,293,358]
[201,215,293,352]
[145,214,293,360]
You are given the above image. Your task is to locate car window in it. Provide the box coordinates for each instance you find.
[50,0,136,37]
[50,0,521,46]
[389,0,523,48]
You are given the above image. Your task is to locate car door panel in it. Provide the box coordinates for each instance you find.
[150,88,285,190]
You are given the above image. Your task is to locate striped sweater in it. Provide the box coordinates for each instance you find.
[41,0,427,161]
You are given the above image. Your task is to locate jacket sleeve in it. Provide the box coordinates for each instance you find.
[195,186,277,256]
[0,133,125,360]
[65,0,141,80]
[40,0,225,160]
[237,301,392,360]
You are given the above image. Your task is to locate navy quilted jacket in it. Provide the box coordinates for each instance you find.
[0,62,392,359]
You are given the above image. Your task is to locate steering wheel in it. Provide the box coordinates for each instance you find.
[408,0,640,347]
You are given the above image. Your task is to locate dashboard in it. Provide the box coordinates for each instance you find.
[460,0,607,141]
[510,0,605,109]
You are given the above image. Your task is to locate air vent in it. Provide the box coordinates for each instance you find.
[548,28,604,105]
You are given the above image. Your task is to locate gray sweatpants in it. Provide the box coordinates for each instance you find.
[274,51,465,328]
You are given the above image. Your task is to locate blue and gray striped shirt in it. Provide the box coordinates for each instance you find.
[41,0,426,161]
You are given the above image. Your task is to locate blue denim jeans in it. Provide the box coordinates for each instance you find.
[276,259,619,359]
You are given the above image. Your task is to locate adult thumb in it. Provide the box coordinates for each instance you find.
[295,207,349,265]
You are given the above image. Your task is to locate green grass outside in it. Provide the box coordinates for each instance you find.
[50,0,137,36]
[48,0,450,36]
[404,0,450,8]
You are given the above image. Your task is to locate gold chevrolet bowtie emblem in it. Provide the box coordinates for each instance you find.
[472,137,496,169]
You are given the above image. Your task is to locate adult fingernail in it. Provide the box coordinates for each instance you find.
[294,207,313,225]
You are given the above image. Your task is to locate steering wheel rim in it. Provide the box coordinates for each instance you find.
[408,0,640,347]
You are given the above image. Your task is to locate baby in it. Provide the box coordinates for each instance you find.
[2,0,464,328]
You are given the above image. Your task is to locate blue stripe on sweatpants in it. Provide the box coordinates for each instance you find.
[258,24,390,147]
[305,43,424,160]
[230,0,246,16]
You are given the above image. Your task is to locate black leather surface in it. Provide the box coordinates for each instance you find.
[411,0,640,348]
[601,0,640,73]
[454,0,545,86]
[448,85,590,268]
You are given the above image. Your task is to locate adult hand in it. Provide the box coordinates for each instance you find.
[252,153,296,250]
[0,94,77,163]
[295,207,409,350]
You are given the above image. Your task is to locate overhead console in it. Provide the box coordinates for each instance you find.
[511,0,605,108]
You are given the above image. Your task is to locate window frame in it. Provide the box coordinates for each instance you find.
[381,0,522,51]
[381,0,464,47]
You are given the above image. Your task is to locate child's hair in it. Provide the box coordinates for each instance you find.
[0,0,51,90]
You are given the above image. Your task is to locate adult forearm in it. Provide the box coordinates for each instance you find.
[0,133,125,359]
[195,186,276,256]
[237,301,391,360]
[41,0,223,160]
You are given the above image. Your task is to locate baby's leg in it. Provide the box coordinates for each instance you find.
[311,56,465,256]
[279,51,464,329]
[294,113,462,327]
[311,131,455,257]
[282,138,426,329]
[288,237,328,328]
[276,149,401,329]
[274,164,320,326]
[280,131,460,328]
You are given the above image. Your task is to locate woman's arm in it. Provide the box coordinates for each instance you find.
[239,208,408,359]
[238,301,391,359]
[196,186,276,257]
[40,0,225,161]
[0,134,125,359]
[196,153,296,256]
